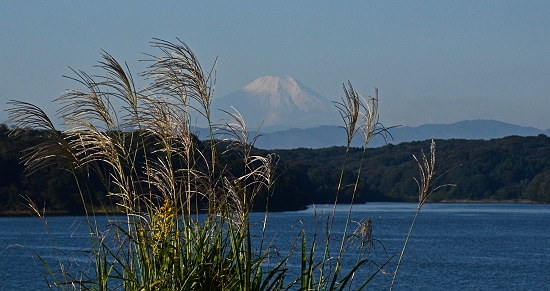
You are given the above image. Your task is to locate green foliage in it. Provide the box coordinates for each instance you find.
[524,170,550,203]
[268,135,550,204]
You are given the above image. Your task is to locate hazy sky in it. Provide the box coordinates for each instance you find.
[2,1,550,129]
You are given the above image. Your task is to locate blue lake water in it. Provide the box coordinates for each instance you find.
[1,202,549,290]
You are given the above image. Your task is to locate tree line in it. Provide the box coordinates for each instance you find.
[262,134,550,205]
[1,124,549,215]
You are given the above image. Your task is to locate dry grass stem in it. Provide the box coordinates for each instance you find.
[6,38,451,291]
[414,139,457,210]
[390,140,456,290]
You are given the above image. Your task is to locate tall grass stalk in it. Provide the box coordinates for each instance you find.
[294,83,395,291]
[7,39,283,290]
[389,140,456,290]
[7,39,452,290]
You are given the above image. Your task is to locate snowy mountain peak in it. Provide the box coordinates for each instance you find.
[212,76,340,129]
[241,76,328,111]
[243,76,299,96]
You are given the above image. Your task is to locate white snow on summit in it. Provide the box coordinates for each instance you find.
[212,76,340,129]
[243,76,328,111]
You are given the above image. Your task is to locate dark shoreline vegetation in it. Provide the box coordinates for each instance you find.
[2,123,549,216]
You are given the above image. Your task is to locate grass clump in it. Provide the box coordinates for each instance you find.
[7,38,453,290]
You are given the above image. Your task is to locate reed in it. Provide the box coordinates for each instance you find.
[7,38,452,290]
[389,140,457,290]
[295,82,392,291]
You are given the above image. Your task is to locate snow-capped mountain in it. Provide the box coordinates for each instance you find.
[211,76,340,131]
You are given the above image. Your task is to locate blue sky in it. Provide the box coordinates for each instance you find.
[2,1,550,129]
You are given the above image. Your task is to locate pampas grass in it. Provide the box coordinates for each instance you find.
[7,38,453,290]
[389,139,456,290]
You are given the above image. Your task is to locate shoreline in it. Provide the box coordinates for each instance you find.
[1,199,544,217]
[436,199,539,204]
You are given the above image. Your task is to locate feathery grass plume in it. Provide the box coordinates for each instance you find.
[329,82,364,210]
[335,82,361,147]
[349,218,374,253]
[6,38,298,290]
[357,88,395,146]
[217,106,281,262]
[6,100,80,174]
[7,37,449,290]
[218,109,282,279]
[332,87,397,290]
[413,140,456,210]
[7,101,127,289]
[144,38,214,114]
[315,83,362,287]
[54,56,145,218]
[143,38,221,194]
[338,86,390,231]
[390,139,456,290]
[218,107,260,158]
[298,84,393,291]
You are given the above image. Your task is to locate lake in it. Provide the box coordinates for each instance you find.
[1,202,549,290]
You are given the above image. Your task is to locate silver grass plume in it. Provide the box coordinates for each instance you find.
[219,106,261,159]
[6,100,80,174]
[335,82,361,147]
[390,140,456,290]
[350,217,374,253]
[219,107,279,217]
[143,38,216,121]
[358,87,393,147]
[413,139,456,210]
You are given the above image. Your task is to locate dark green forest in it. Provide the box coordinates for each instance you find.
[2,124,550,215]
[264,135,550,205]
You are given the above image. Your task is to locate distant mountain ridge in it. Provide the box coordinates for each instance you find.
[251,120,549,149]
[202,76,549,149]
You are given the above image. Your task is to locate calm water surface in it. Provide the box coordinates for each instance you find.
[1,203,549,290]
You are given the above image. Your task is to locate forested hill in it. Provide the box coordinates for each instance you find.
[264,135,550,205]
[1,124,550,215]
